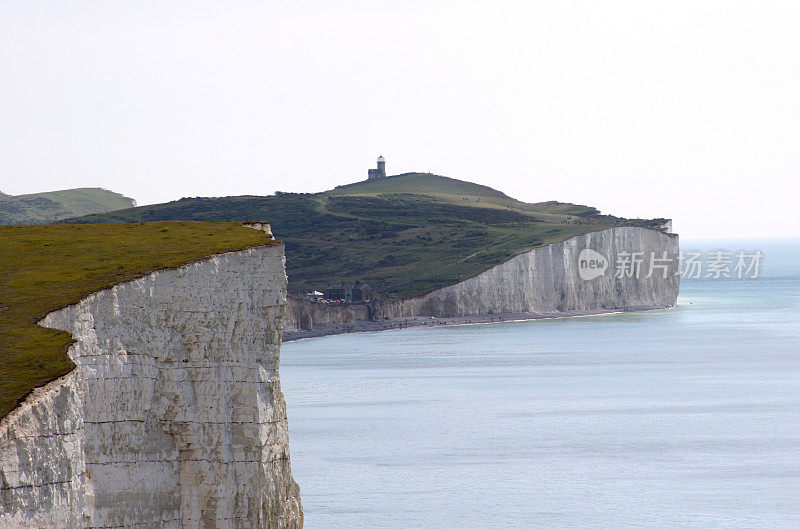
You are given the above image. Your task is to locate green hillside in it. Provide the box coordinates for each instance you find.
[0,187,136,224]
[0,222,277,419]
[63,173,668,298]
[328,173,600,217]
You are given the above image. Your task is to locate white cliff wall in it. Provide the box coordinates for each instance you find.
[379,226,679,318]
[0,244,302,528]
[283,298,370,332]
[280,226,679,334]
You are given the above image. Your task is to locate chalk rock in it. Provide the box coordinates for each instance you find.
[0,244,302,528]
[389,226,680,317]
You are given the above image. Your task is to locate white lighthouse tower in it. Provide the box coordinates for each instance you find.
[367,155,387,180]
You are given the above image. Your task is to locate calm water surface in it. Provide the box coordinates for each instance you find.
[281,239,800,528]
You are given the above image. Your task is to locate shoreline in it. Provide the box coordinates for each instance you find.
[282,305,676,342]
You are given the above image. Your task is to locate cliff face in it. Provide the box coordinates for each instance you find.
[380,226,679,318]
[0,245,302,528]
[283,226,679,335]
[284,298,370,332]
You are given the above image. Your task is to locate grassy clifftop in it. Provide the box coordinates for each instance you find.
[0,222,277,419]
[64,173,668,297]
[0,187,136,225]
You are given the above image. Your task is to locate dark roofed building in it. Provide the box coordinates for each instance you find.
[324,281,374,302]
[367,155,386,180]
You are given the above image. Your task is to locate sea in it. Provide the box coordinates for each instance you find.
[280,238,800,529]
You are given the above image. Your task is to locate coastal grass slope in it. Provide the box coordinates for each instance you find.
[327,172,600,218]
[0,221,277,418]
[0,187,136,225]
[62,173,667,297]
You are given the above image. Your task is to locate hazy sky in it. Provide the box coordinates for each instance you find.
[1,1,798,238]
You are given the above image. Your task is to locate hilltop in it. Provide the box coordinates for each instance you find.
[0,222,277,418]
[0,187,136,224]
[62,173,668,297]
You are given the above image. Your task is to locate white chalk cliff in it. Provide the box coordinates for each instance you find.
[381,225,679,317]
[284,225,679,335]
[0,243,302,528]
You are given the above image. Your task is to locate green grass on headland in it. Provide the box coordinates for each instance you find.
[63,173,668,298]
[0,221,277,419]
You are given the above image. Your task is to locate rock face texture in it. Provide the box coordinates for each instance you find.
[283,226,679,335]
[0,245,302,528]
[380,226,679,318]
[284,298,370,332]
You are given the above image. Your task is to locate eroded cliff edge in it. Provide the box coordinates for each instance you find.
[0,245,302,528]
[284,225,679,338]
